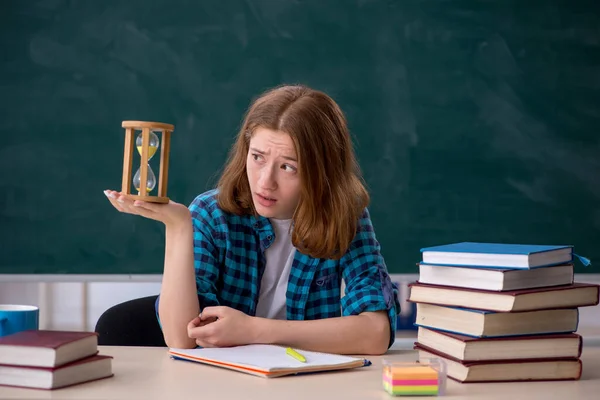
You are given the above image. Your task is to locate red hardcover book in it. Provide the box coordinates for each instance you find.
[0,330,99,367]
[409,282,599,312]
[414,343,582,383]
[0,354,113,390]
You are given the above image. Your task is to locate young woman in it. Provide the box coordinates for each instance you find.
[104,84,399,355]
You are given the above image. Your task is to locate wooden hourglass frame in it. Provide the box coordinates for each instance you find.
[121,120,174,203]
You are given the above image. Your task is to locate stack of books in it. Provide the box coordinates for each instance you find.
[408,242,599,383]
[0,330,113,390]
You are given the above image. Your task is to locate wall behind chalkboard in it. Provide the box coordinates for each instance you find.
[1,0,599,274]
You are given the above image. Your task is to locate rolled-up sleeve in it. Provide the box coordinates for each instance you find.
[340,208,400,348]
[190,199,222,308]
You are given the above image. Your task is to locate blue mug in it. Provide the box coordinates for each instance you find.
[0,305,39,337]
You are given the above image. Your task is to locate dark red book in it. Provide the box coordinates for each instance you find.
[409,282,599,312]
[414,343,582,383]
[0,354,113,390]
[0,330,98,367]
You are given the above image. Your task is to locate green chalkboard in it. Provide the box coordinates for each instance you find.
[1,1,599,275]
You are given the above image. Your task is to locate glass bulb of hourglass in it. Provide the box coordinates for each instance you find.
[136,130,160,159]
[133,166,156,193]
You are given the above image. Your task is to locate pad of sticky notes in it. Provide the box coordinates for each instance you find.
[383,364,440,396]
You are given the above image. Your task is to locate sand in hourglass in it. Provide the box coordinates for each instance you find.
[133,131,159,194]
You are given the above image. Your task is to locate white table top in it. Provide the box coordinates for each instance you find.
[1,343,600,400]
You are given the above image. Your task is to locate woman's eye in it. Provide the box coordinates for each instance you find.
[282,164,297,172]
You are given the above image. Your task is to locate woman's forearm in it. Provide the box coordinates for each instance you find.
[158,223,199,348]
[253,310,390,355]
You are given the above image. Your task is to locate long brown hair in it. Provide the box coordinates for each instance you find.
[217,84,369,259]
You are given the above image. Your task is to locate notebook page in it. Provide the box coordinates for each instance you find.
[170,344,363,371]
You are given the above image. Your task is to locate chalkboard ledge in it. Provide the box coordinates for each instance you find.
[0,275,163,282]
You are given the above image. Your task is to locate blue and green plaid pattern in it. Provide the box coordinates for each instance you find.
[158,189,400,347]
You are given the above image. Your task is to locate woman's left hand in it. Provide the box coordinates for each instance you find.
[186,306,259,348]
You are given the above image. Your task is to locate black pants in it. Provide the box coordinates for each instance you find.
[94,295,166,347]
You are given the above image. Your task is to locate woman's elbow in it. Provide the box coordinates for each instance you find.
[362,315,391,355]
[164,334,196,349]
[364,332,389,355]
[166,338,196,349]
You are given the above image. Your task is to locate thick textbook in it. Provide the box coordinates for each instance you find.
[408,282,599,312]
[414,303,579,338]
[417,263,573,291]
[420,242,573,269]
[0,355,113,390]
[416,327,582,361]
[0,330,99,368]
[415,344,581,383]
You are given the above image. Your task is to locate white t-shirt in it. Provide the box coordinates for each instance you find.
[255,218,296,320]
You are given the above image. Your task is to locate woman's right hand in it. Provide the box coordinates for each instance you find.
[104,190,191,229]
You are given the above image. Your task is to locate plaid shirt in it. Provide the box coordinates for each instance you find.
[159,189,400,347]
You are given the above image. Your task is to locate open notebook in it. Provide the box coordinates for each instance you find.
[168,344,370,378]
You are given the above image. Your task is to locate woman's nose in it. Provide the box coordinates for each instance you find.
[258,166,277,190]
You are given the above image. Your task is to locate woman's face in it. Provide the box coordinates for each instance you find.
[246,127,301,220]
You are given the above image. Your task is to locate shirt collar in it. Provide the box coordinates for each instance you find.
[250,214,271,231]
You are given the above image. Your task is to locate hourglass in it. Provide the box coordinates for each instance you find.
[120,121,174,203]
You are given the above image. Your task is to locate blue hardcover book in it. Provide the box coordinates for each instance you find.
[420,242,573,269]
[414,303,579,338]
